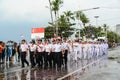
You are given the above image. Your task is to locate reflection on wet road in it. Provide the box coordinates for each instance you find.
[0,56,107,80]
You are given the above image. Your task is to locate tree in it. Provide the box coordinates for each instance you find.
[64,11,75,22]
[51,0,63,16]
[45,26,54,38]
[79,26,103,38]
[107,31,120,43]
[45,14,75,38]
[51,0,63,37]
[75,11,89,26]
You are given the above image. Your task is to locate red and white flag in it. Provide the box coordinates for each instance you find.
[31,28,45,39]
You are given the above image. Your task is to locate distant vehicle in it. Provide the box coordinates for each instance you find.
[97,37,107,42]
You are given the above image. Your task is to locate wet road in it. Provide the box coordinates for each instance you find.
[0,54,108,80]
[82,46,120,80]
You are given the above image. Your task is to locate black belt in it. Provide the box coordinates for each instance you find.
[21,51,26,53]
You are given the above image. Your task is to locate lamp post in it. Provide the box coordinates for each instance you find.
[75,7,100,40]
[94,16,99,27]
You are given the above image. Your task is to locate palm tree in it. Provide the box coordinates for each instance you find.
[51,0,63,19]
[64,11,75,22]
[75,11,89,26]
[51,0,63,37]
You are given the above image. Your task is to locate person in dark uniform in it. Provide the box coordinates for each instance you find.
[0,41,3,64]
[54,39,63,69]
[51,40,56,68]
[2,42,5,64]
[44,39,52,69]
[62,38,69,67]
[17,43,21,62]
[20,39,29,68]
[11,43,16,63]
[29,40,36,68]
[36,39,44,68]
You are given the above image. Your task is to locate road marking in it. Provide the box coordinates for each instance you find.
[57,56,106,80]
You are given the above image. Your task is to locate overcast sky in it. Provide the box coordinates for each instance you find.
[0,0,120,42]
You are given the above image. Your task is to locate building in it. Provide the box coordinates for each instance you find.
[116,24,120,35]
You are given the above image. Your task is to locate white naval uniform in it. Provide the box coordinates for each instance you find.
[91,43,95,58]
[95,44,100,57]
[99,44,103,56]
[89,43,92,59]
[82,44,88,59]
[78,43,82,59]
[68,43,73,61]
[73,42,79,61]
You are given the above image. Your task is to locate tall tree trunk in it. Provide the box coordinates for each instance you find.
[48,0,54,24]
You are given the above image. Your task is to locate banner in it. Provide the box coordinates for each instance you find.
[31,28,44,39]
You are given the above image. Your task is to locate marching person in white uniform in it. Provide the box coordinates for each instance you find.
[62,38,69,66]
[44,39,52,68]
[29,40,37,68]
[78,41,82,59]
[20,39,29,68]
[73,38,79,61]
[67,40,73,61]
[36,39,44,68]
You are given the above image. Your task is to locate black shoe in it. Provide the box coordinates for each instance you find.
[21,66,25,68]
[27,63,29,67]
[31,66,34,68]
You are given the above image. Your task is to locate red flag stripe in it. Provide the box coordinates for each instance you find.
[32,28,44,33]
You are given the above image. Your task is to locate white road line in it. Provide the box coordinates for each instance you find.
[57,56,106,80]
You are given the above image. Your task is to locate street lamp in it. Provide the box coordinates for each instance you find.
[75,7,100,40]
[94,16,99,27]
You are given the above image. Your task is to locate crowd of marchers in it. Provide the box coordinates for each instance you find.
[0,38,108,69]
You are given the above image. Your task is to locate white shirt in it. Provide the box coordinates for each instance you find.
[44,44,51,52]
[88,43,92,51]
[82,44,88,51]
[73,42,79,51]
[95,44,100,50]
[68,43,73,52]
[20,44,28,52]
[54,43,62,52]
[78,43,82,52]
[37,44,44,52]
[62,42,69,50]
[51,44,56,52]
[29,44,37,52]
